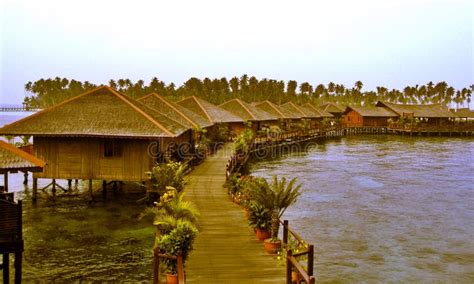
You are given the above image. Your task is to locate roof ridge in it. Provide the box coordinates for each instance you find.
[261,101,286,117]
[191,96,213,123]
[105,87,175,137]
[149,93,198,128]
[285,102,306,116]
[0,140,45,168]
[235,99,257,120]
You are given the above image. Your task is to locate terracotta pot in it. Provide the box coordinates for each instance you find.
[263,239,281,254]
[166,273,178,284]
[255,228,271,241]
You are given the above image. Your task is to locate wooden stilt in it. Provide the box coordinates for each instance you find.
[4,173,8,192]
[23,172,28,185]
[52,179,56,196]
[32,178,38,202]
[102,180,107,201]
[14,251,22,284]
[89,179,95,201]
[67,179,72,191]
[3,253,9,283]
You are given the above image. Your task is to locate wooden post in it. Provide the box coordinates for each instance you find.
[14,252,22,284]
[89,179,95,201]
[4,173,8,192]
[3,253,9,283]
[153,248,159,284]
[286,249,292,284]
[32,178,38,202]
[102,180,107,201]
[308,244,314,277]
[283,220,288,246]
[177,253,185,284]
[67,179,72,191]
[23,171,28,185]
[52,179,56,195]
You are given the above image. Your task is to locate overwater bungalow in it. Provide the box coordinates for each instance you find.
[253,100,293,130]
[376,101,456,125]
[343,106,398,127]
[0,140,45,193]
[219,99,279,134]
[0,86,192,188]
[319,102,345,118]
[279,102,323,129]
[176,96,244,138]
[452,108,474,122]
[138,93,212,143]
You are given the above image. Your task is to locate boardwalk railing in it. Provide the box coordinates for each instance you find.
[153,248,185,284]
[281,220,315,284]
[0,107,41,112]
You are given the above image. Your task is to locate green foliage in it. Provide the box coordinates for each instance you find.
[145,162,188,198]
[248,176,302,240]
[248,202,272,231]
[233,128,254,154]
[155,221,198,274]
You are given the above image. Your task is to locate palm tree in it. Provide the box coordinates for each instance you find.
[248,176,301,240]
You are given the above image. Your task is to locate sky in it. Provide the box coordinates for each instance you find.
[0,0,473,106]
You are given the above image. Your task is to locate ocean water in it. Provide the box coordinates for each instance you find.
[251,135,474,283]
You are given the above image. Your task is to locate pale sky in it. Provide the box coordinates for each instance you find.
[0,0,473,105]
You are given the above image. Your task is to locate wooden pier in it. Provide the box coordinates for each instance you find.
[184,143,285,283]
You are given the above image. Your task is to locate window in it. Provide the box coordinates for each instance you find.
[104,140,122,157]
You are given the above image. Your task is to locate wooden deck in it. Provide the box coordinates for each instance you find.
[184,143,285,283]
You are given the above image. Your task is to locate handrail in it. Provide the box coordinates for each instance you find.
[153,247,185,284]
[281,219,315,284]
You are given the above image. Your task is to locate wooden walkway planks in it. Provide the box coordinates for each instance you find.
[185,143,285,283]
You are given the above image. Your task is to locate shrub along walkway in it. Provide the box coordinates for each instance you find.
[185,143,285,283]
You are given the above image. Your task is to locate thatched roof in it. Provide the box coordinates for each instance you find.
[320,103,345,114]
[302,104,334,118]
[454,108,474,118]
[344,106,398,117]
[177,96,243,124]
[220,99,278,121]
[0,86,190,138]
[138,93,212,129]
[0,140,45,172]
[254,101,287,119]
[376,101,456,118]
[279,102,310,119]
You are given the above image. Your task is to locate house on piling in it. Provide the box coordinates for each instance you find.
[219,99,279,134]
[176,96,244,138]
[376,101,456,125]
[343,106,398,127]
[279,102,323,130]
[0,86,192,195]
[253,100,292,130]
[138,93,213,142]
[319,102,345,118]
[452,108,474,122]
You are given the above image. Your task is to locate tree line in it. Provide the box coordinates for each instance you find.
[24,76,473,109]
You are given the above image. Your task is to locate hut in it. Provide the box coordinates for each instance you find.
[219,99,279,134]
[138,93,213,142]
[177,96,244,138]
[0,140,45,193]
[453,108,474,122]
[343,106,398,127]
[319,102,345,118]
[0,86,192,196]
[253,100,291,130]
[279,102,325,130]
[376,101,456,125]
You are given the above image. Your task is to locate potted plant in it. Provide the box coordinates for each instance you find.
[248,176,301,254]
[155,220,198,283]
[248,201,272,241]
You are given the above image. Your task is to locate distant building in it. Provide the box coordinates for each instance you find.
[219,99,278,134]
[343,106,398,127]
[319,103,345,118]
[452,108,474,121]
[376,101,456,125]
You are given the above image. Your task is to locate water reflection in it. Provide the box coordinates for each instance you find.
[251,135,474,282]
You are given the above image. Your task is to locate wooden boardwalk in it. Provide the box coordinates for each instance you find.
[185,143,285,283]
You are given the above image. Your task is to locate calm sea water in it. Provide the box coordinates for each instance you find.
[251,135,474,283]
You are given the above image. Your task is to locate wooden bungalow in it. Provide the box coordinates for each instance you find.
[279,102,325,130]
[0,86,192,194]
[177,96,244,138]
[343,106,398,127]
[319,102,345,118]
[0,140,45,193]
[376,101,456,125]
[253,100,291,130]
[138,93,212,142]
[219,99,279,134]
[453,108,474,122]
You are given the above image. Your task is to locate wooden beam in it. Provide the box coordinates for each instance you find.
[4,173,8,192]
[32,178,38,203]
[3,253,9,283]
